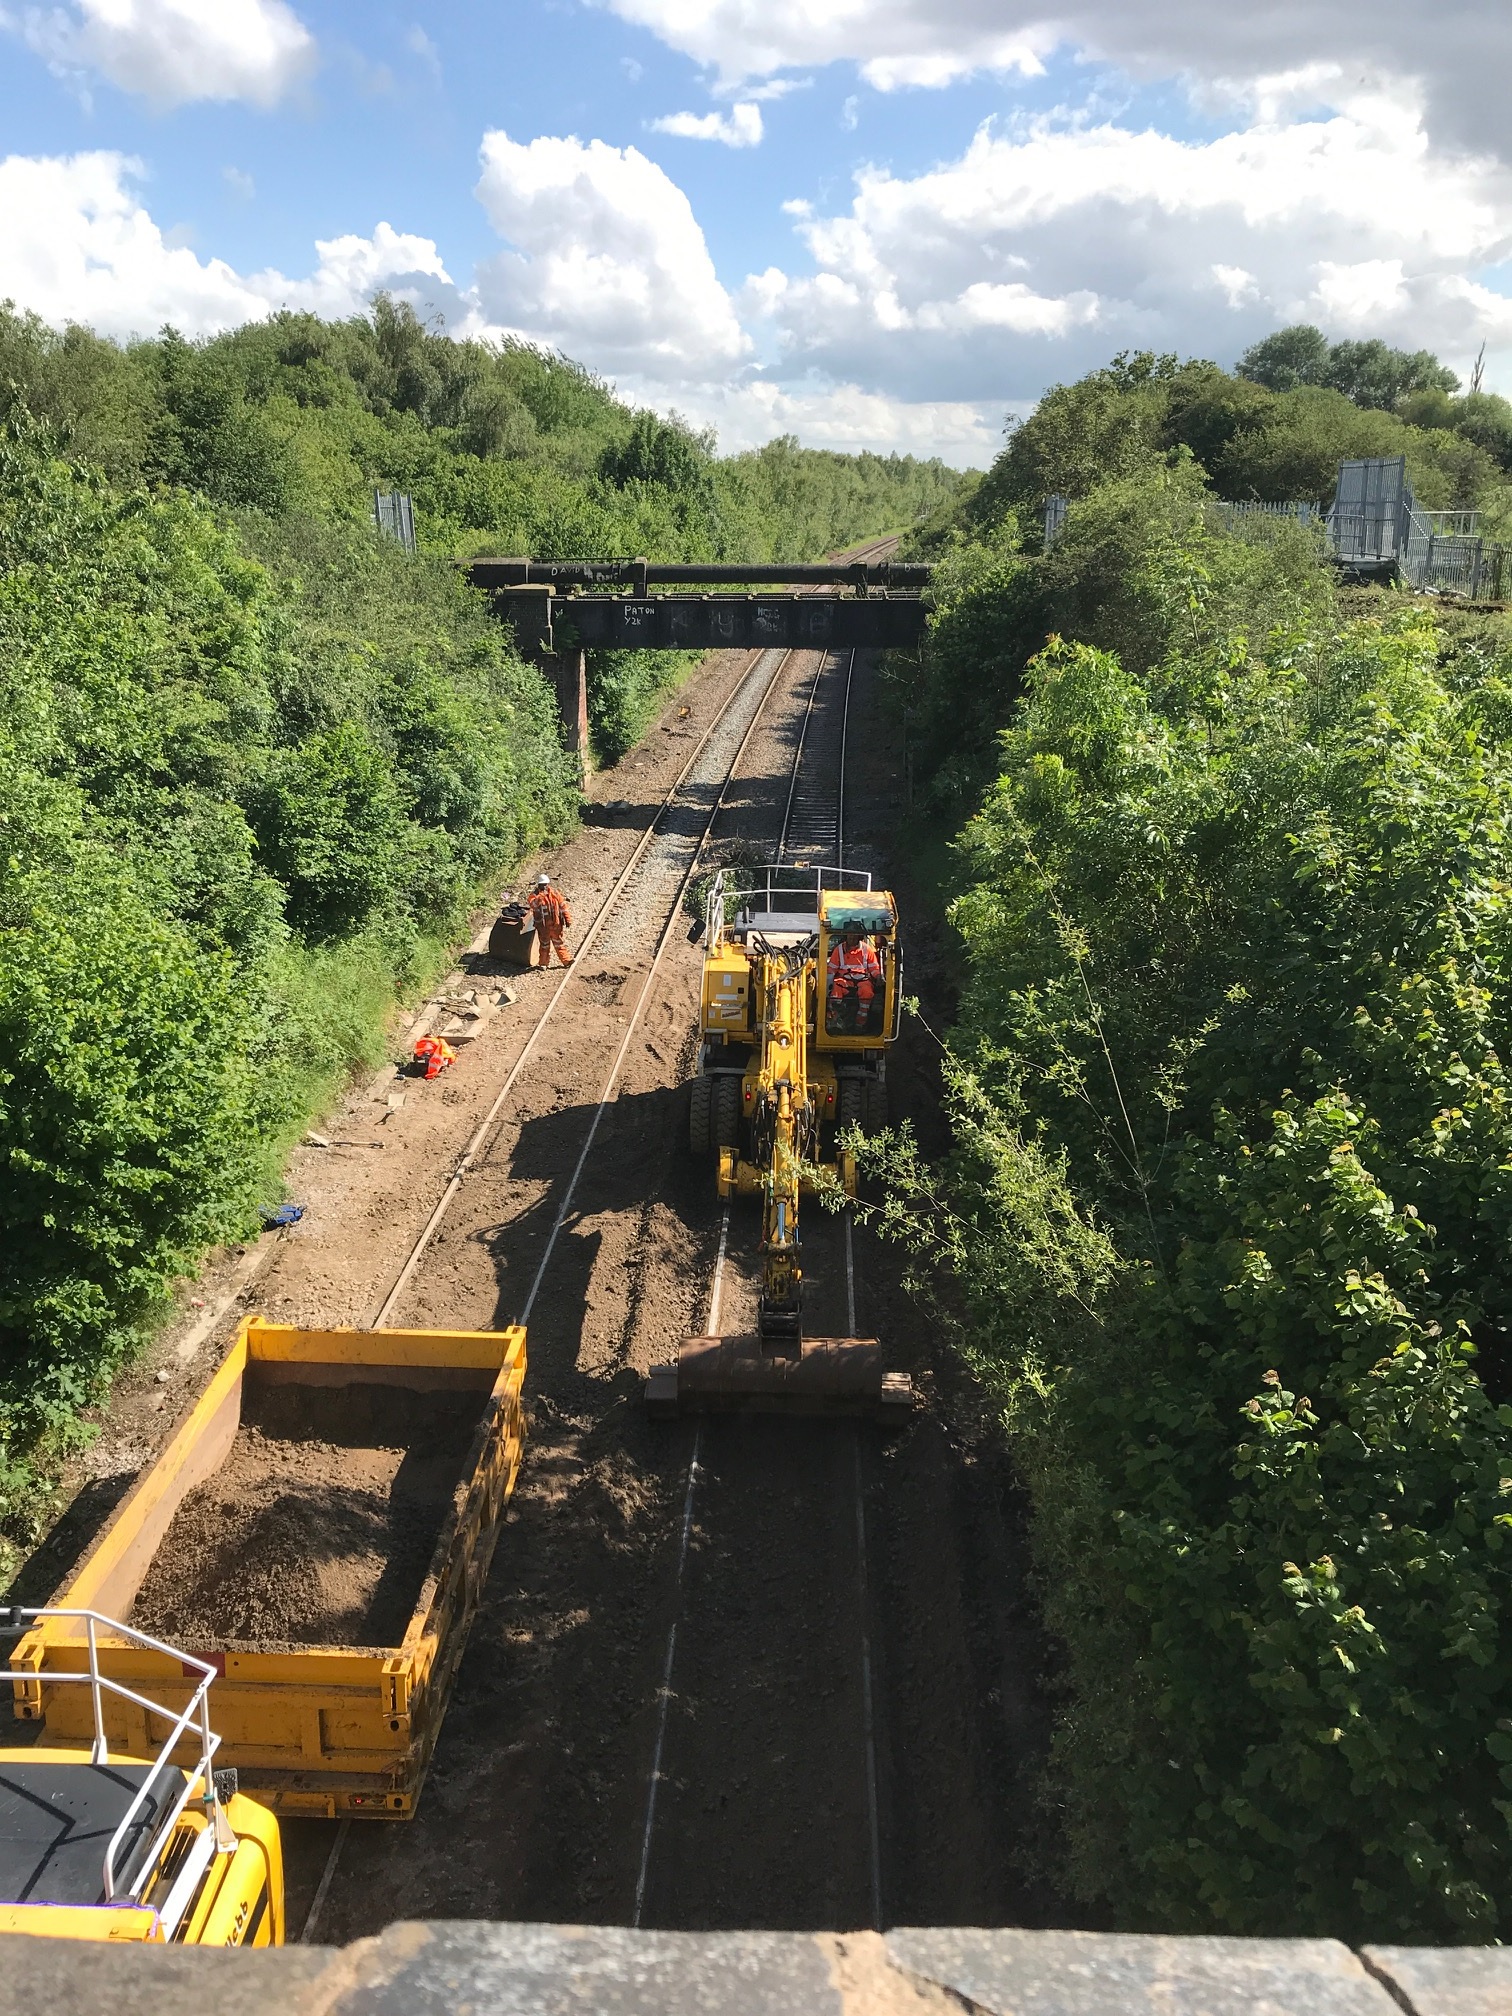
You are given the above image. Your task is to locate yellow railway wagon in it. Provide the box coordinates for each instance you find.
[11,1318,526,1820]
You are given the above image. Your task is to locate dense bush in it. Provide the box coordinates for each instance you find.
[893,456,1333,820]
[584,647,703,765]
[0,298,963,562]
[909,619,1512,1940]
[877,353,1512,1937]
[963,342,1512,536]
[0,427,575,1554]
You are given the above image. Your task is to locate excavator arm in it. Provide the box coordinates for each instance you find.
[649,897,911,1418]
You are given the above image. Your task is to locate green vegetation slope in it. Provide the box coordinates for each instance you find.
[877,335,1512,1940]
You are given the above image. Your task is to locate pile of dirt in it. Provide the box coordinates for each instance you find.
[131,1383,481,1648]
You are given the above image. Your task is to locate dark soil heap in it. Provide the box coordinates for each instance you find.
[131,1383,480,1648]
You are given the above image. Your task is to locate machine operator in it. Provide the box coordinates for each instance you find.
[827,923,883,1034]
[527,872,574,967]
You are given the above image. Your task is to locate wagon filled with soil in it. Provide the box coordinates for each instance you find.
[10,1317,526,1820]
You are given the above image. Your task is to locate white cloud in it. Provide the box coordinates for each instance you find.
[277,221,459,321]
[716,75,808,102]
[651,102,763,146]
[0,146,988,461]
[634,372,1001,460]
[599,0,1512,163]
[1212,263,1257,310]
[7,0,316,108]
[405,23,441,80]
[747,99,1512,402]
[223,165,255,201]
[0,151,454,339]
[472,130,749,381]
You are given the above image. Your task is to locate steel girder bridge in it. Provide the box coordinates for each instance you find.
[465,557,933,657]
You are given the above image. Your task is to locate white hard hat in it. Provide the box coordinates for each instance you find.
[536,873,551,886]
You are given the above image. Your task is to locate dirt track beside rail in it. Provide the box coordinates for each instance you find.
[290,646,1071,1939]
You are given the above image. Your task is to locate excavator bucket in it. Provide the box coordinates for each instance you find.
[646,1334,913,1420]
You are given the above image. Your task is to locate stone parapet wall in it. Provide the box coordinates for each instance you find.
[1,1923,1508,2016]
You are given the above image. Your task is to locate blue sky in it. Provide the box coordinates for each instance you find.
[2,0,1510,462]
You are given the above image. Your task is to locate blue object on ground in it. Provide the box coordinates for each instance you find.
[259,1204,306,1228]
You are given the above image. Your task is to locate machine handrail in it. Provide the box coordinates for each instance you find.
[0,1605,224,1911]
[705,861,873,944]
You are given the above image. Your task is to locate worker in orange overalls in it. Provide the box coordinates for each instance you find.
[527,872,573,967]
[827,924,883,1034]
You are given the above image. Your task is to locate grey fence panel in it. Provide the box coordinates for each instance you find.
[1215,500,1321,528]
[1218,458,1510,597]
[373,490,416,552]
[1329,456,1407,563]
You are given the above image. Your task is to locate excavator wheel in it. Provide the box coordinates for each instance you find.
[688,1074,713,1155]
[838,1076,865,1137]
[864,1075,888,1133]
[712,1074,742,1150]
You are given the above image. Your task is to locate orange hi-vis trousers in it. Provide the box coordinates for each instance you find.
[528,890,573,966]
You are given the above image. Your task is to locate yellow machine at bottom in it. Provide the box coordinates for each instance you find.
[0,1607,283,1946]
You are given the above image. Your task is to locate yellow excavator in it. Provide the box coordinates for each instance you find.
[647,865,913,1417]
[0,1606,283,1945]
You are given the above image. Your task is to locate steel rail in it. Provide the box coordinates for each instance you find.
[366,645,789,1330]
[301,643,797,1942]
[777,648,855,866]
[777,656,826,861]
[634,640,886,1930]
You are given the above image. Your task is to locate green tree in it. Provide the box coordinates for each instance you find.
[1238,324,1458,409]
[1236,324,1333,391]
[247,720,407,939]
[1325,336,1458,409]
[147,328,292,513]
[0,851,264,1520]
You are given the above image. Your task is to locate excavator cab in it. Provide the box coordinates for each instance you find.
[649,865,912,1419]
[0,1607,284,1945]
[817,889,900,1046]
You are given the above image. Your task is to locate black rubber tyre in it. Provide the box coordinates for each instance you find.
[838,1076,865,1137]
[864,1075,888,1134]
[688,1074,712,1155]
[712,1073,743,1150]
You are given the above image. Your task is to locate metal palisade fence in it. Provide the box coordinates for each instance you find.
[373,490,417,552]
[1211,458,1507,598]
[1322,457,1506,597]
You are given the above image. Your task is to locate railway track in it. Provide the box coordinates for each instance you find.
[363,644,796,1335]
[632,640,888,1932]
[300,639,841,1934]
[288,537,1037,1943]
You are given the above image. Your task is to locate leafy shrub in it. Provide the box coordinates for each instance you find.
[881,611,1512,1940]
[586,648,702,764]
[0,851,264,1525]
[249,721,407,938]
